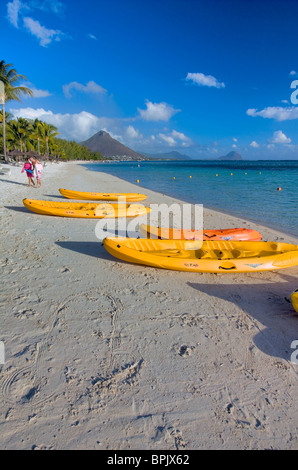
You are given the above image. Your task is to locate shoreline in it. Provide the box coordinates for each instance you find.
[84,161,298,240]
[3,159,298,240]
[1,161,298,450]
[82,162,298,244]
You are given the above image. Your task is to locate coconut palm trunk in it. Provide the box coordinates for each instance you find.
[0,61,33,162]
[2,99,7,162]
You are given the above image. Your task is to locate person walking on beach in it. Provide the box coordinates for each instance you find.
[21,158,35,187]
[33,159,43,187]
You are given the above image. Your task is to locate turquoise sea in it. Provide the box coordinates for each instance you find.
[85,160,298,237]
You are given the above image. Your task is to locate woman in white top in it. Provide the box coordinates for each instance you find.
[31,158,43,187]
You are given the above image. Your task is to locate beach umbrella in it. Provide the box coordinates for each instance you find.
[7,149,26,163]
[7,149,24,157]
[26,150,40,158]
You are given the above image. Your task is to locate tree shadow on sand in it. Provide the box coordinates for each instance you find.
[188,272,298,361]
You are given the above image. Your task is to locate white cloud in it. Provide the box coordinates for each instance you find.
[171,130,190,143]
[270,130,291,144]
[101,128,124,143]
[63,81,107,98]
[21,82,52,98]
[8,107,115,142]
[158,133,176,146]
[233,137,237,142]
[250,141,259,148]
[6,0,67,44]
[126,125,142,139]
[23,16,65,46]
[186,72,225,89]
[156,130,192,147]
[8,106,193,152]
[30,1,66,15]
[290,70,297,76]
[247,106,298,121]
[7,0,24,27]
[88,33,97,40]
[31,87,52,98]
[138,100,180,121]
[7,0,68,45]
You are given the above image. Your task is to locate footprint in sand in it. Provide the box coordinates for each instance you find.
[178,345,195,357]
[1,289,126,409]
[58,266,71,273]
[14,309,39,319]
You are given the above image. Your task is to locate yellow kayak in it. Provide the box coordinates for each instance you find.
[59,188,147,202]
[291,290,298,312]
[23,199,151,218]
[103,237,298,273]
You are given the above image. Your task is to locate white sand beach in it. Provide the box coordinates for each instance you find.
[1,161,298,450]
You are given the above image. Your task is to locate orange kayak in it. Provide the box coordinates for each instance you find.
[139,224,262,241]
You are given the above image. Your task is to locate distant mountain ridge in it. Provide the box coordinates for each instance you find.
[143,151,192,161]
[80,130,148,160]
[80,131,244,162]
[217,151,243,161]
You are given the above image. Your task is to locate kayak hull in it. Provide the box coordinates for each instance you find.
[139,224,262,241]
[59,188,147,202]
[103,237,298,273]
[23,199,150,218]
[291,290,298,312]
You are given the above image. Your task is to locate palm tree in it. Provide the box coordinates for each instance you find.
[0,60,33,162]
[17,117,31,152]
[38,121,59,156]
[30,119,43,155]
[30,118,59,155]
[0,109,12,124]
[7,118,31,152]
[6,119,25,151]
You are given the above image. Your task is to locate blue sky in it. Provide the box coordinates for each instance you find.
[2,0,298,159]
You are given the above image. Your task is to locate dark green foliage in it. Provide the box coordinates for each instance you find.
[53,138,104,161]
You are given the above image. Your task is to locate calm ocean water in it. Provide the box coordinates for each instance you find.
[84,160,298,237]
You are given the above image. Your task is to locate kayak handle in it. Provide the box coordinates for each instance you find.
[219,264,236,270]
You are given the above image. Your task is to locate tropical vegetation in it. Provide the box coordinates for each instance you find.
[0,60,104,161]
[0,60,33,161]
[0,112,104,160]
